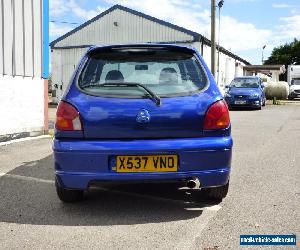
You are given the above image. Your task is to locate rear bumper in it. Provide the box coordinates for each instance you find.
[53,137,233,189]
[289,92,300,98]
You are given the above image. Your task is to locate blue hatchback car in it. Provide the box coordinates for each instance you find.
[53,44,232,202]
[224,76,266,110]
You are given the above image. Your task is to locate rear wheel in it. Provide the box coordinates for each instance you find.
[288,95,294,100]
[55,179,84,203]
[201,182,229,201]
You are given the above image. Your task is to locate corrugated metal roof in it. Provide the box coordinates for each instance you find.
[50,5,200,47]
[1,0,45,77]
[50,4,250,65]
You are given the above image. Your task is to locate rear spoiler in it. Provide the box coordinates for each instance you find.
[87,44,196,55]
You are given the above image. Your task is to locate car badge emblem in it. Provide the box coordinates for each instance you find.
[136,109,150,124]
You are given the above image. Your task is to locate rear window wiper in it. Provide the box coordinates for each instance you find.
[91,82,161,106]
[80,82,102,88]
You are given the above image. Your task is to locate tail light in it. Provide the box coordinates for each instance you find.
[204,100,230,130]
[55,101,82,131]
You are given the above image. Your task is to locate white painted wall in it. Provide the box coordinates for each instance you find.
[0,76,44,135]
[201,44,245,93]
[225,57,236,85]
[51,47,89,103]
[235,62,244,77]
[202,44,211,71]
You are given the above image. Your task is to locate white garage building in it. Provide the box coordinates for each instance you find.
[0,0,49,142]
[50,4,249,103]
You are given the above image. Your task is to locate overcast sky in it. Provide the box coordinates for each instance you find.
[50,0,300,64]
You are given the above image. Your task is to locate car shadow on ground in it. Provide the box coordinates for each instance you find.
[0,156,220,226]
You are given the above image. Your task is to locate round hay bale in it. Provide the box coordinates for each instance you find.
[265,81,289,100]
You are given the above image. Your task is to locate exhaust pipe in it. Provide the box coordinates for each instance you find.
[186,178,201,189]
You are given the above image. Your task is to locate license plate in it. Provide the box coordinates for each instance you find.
[116,155,178,172]
[235,100,246,105]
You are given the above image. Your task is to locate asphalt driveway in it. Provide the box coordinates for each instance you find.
[0,104,299,249]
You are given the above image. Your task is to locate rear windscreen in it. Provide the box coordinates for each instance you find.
[78,49,208,97]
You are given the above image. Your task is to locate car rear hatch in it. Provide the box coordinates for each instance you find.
[65,45,216,139]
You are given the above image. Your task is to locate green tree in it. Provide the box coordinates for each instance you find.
[264,39,300,80]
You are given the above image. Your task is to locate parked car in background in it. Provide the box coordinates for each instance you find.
[53,44,232,203]
[287,65,300,100]
[288,79,300,100]
[224,76,266,110]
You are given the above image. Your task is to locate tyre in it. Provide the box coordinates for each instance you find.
[55,179,84,203]
[201,182,229,201]
[256,100,262,110]
[254,105,262,110]
[288,95,294,100]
